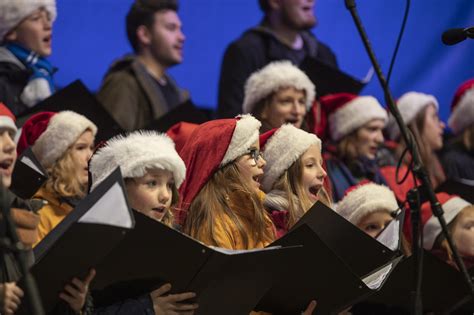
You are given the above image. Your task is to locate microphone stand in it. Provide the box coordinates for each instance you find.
[344,1,474,314]
[0,180,44,315]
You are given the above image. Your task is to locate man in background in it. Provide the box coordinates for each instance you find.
[217,0,338,118]
[98,0,188,131]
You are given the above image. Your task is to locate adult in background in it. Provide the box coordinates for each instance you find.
[217,0,337,119]
[98,0,189,131]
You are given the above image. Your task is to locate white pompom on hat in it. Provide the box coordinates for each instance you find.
[386,91,439,140]
[319,93,388,142]
[260,124,321,192]
[335,183,399,226]
[448,79,474,135]
[243,61,316,114]
[89,131,186,191]
[0,0,57,42]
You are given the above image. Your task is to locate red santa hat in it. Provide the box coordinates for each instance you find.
[166,121,199,155]
[0,103,17,135]
[259,124,321,192]
[335,182,399,225]
[89,130,186,191]
[422,192,472,250]
[386,91,439,140]
[448,79,474,135]
[319,93,387,141]
[242,61,316,114]
[17,111,97,168]
[178,115,261,214]
[0,0,57,42]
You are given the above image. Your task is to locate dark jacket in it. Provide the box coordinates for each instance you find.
[0,47,32,116]
[217,23,338,118]
[97,55,189,131]
[441,141,474,181]
[326,156,388,202]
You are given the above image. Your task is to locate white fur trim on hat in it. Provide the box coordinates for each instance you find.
[335,183,399,226]
[387,91,439,140]
[243,61,316,114]
[329,96,387,141]
[423,197,471,250]
[261,124,321,192]
[448,88,474,135]
[90,131,186,191]
[0,116,17,135]
[32,111,97,169]
[0,0,57,42]
[221,115,261,166]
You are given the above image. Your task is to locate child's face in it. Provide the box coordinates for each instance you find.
[0,129,17,188]
[452,207,474,257]
[300,144,326,202]
[5,8,53,57]
[126,168,174,222]
[357,210,393,238]
[261,87,307,129]
[70,130,94,187]
[236,140,266,192]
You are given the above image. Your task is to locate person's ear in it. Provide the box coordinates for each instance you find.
[136,25,152,47]
[4,30,18,42]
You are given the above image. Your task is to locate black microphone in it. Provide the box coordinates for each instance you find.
[442,26,474,45]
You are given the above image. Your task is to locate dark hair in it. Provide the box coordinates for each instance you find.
[126,0,179,52]
[258,0,271,12]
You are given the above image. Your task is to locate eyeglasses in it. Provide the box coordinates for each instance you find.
[245,148,263,164]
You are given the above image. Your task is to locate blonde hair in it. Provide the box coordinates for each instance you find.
[43,145,87,199]
[435,205,474,262]
[270,157,331,228]
[183,162,275,248]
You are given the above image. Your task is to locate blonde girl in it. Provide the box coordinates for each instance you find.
[259,124,330,236]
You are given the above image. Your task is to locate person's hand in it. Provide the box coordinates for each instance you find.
[151,283,199,315]
[301,300,317,315]
[0,282,23,315]
[59,269,96,313]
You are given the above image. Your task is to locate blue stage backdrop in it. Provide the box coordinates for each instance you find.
[50,0,474,123]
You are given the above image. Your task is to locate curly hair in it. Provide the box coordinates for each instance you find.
[43,146,87,199]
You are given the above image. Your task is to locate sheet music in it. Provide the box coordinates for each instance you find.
[362,262,393,290]
[212,245,282,255]
[79,183,132,228]
[376,219,400,251]
[20,156,45,175]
